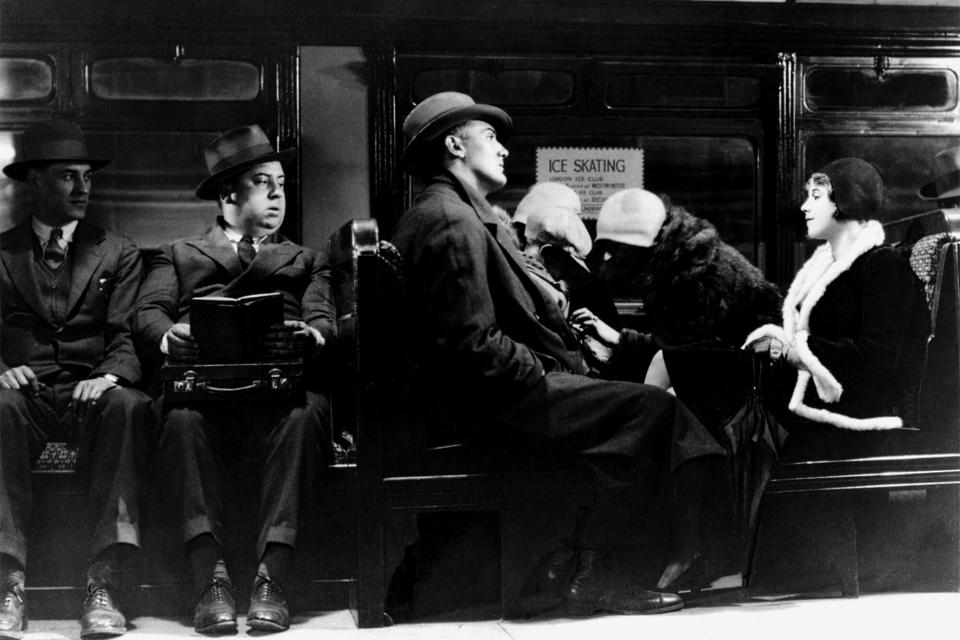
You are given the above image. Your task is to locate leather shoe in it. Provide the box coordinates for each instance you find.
[564,550,683,616]
[247,576,289,632]
[194,578,237,634]
[0,586,25,640]
[80,585,127,638]
[516,546,577,614]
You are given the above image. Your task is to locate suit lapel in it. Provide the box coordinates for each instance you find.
[188,225,244,279]
[66,222,106,314]
[0,221,51,323]
[248,235,303,280]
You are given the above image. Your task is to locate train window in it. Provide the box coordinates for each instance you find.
[605,74,761,110]
[801,58,959,114]
[803,133,960,224]
[89,58,261,101]
[0,57,54,102]
[412,69,574,105]
[0,131,33,233]
[493,132,759,263]
[79,131,217,247]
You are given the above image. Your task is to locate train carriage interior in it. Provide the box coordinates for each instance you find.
[1,0,958,636]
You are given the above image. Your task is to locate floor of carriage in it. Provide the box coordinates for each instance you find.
[20,590,960,640]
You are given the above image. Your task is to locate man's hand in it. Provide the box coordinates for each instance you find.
[164,323,199,361]
[569,308,621,346]
[0,365,40,393]
[71,376,118,418]
[264,320,325,358]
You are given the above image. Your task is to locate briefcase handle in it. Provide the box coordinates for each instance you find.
[171,368,293,395]
[200,381,266,394]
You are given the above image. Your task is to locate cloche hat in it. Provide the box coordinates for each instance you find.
[401,91,512,173]
[513,182,581,226]
[814,158,884,221]
[919,146,960,201]
[3,120,110,181]
[195,124,296,200]
[596,189,666,248]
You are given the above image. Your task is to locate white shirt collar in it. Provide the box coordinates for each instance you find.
[32,218,78,245]
[220,222,268,251]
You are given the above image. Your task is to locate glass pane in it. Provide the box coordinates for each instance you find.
[0,131,34,232]
[803,134,960,228]
[81,132,218,247]
[490,133,758,263]
[0,58,54,101]
[805,67,957,111]
[413,69,574,105]
[607,74,760,109]
[90,58,260,101]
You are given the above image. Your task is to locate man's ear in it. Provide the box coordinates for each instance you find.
[444,134,466,159]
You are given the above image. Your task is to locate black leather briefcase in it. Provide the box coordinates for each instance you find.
[160,359,305,404]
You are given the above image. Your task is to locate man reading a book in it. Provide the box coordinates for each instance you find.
[134,125,336,634]
[1,121,151,639]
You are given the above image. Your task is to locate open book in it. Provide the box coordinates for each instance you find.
[190,291,283,362]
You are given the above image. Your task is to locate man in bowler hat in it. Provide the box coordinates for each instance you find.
[390,92,725,616]
[134,125,336,634]
[0,120,150,638]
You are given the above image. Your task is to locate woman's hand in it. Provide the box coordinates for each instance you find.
[570,308,621,346]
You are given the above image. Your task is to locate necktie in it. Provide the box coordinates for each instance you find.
[44,227,67,269]
[238,235,256,270]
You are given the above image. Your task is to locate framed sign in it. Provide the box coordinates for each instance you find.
[536,147,644,218]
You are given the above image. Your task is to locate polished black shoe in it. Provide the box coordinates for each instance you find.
[517,546,577,615]
[0,586,25,640]
[80,585,127,638]
[247,576,289,632]
[194,578,237,634]
[564,550,683,616]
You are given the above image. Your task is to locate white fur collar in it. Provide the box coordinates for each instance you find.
[743,220,903,430]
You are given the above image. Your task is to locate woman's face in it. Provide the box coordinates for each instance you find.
[800,180,841,241]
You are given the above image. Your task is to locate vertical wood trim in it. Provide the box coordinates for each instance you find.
[368,47,400,239]
[778,51,798,286]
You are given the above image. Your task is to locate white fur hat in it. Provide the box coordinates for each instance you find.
[596,189,666,247]
[513,182,581,225]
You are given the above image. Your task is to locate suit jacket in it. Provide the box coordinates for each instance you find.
[0,219,143,384]
[390,172,587,416]
[133,223,336,367]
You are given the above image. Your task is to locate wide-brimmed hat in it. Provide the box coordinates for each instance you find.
[814,158,883,220]
[3,120,110,181]
[919,146,960,201]
[195,124,296,200]
[596,189,666,248]
[401,91,512,173]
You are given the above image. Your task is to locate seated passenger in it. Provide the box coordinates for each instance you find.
[571,188,782,388]
[134,125,336,634]
[743,158,930,459]
[390,91,725,615]
[1,121,151,638]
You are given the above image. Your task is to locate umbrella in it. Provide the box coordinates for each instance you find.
[721,354,789,582]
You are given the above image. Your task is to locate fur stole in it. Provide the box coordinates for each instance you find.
[743,220,903,430]
[643,207,781,345]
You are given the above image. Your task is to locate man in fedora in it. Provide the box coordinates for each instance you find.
[0,120,150,638]
[390,92,724,616]
[134,124,335,634]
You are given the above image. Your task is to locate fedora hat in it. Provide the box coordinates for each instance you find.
[195,124,296,200]
[2,120,109,181]
[401,91,512,172]
[919,146,960,201]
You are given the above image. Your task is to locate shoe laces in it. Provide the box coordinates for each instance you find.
[253,575,283,601]
[85,584,116,609]
[198,577,234,603]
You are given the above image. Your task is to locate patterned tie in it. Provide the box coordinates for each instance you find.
[237,235,256,270]
[44,227,67,269]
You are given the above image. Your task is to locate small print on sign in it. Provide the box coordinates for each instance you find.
[536,147,644,218]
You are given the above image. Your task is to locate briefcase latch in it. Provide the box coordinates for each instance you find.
[173,370,197,393]
[267,368,291,391]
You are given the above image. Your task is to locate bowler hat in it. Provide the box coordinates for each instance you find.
[815,158,883,221]
[919,146,960,201]
[2,120,110,181]
[596,189,666,248]
[195,125,296,200]
[401,92,512,173]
